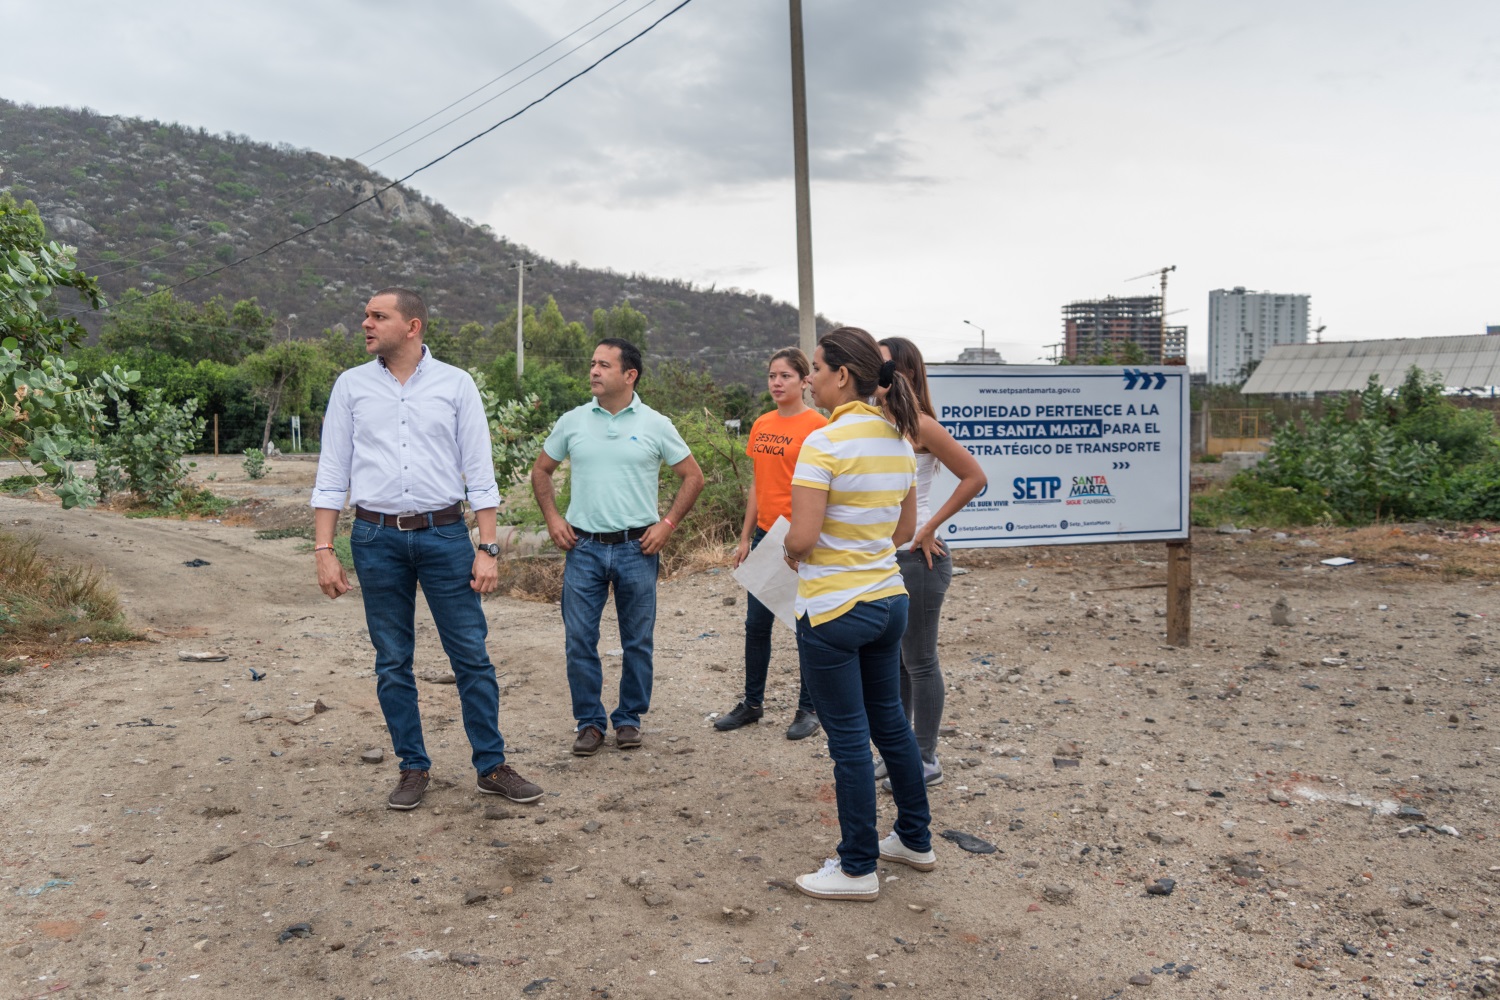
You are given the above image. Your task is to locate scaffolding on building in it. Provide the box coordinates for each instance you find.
[1062,295,1164,361]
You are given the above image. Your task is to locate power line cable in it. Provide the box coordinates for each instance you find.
[351,0,642,161]
[166,0,695,294]
[75,0,658,284]
[362,0,662,173]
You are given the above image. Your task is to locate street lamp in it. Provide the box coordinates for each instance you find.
[963,319,986,355]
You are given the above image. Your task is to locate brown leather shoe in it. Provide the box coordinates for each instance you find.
[477,764,543,803]
[572,725,605,756]
[387,769,429,811]
[615,725,642,750]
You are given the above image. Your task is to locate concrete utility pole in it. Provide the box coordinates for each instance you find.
[509,260,535,386]
[789,0,816,355]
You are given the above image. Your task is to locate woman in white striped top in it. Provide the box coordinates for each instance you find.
[783,326,936,901]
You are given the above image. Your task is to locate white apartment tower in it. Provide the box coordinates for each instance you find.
[1207,287,1310,385]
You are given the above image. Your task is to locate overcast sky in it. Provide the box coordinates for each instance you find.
[3,0,1497,367]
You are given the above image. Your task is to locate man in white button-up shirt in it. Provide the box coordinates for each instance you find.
[311,288,542,811]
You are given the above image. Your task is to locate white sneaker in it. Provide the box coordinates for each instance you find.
[794,858,879,901]
[881,757,943,792]
[878,831,937,872]
[872,757,888,780]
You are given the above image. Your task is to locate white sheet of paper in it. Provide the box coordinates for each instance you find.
[732,515,799,633]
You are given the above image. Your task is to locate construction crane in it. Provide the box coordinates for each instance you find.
[1127,265,1178,363]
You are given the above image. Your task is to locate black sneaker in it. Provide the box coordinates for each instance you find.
[785,710,821,741]
[713,701,763,731]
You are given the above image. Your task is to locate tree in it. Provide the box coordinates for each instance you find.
[515,296,592,377]
[592,300,649,354]
[0,193,136,507]
[1058,340,1149,366]
[316,323,369,373]
[240,340,332,451]
[100,288,274,364]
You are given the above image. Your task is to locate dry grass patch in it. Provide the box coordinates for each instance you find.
[0,532,138,656]
[1240,524,1500,583]
[496,555,566,603]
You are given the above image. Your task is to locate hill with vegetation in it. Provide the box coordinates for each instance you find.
[0,98,827,388]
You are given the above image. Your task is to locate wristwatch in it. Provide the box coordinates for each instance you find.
[476,542,500,557]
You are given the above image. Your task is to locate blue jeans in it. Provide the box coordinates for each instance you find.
[744,528,813,713]
[561,536,659,733]
[797,594,930,877]
[350,517,506,776]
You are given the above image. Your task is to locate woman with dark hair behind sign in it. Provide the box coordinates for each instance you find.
[875,337,987,790]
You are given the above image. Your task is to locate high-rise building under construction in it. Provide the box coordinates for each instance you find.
[1062,295,1172,362]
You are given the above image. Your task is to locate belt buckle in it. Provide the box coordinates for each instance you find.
[395,512,424,531]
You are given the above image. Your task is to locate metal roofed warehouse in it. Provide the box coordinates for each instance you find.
[1240,335,1500,394]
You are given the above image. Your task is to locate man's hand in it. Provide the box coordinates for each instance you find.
[545,515,577,552]
[640,520,673,556]
[316,550,351,599]
[471,552,499,594]
[732,536,751,568]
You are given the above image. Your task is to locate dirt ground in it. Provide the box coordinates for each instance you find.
[1,456,1496,1000]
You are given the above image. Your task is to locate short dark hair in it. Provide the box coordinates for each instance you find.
[373,287,428,335]
[597,337,643,382]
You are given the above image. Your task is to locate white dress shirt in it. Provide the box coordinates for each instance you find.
[310,348,500,514]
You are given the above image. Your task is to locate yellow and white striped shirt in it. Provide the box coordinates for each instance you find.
[791,401,916,627]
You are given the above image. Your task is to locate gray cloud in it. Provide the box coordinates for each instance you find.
[400,0,973,201]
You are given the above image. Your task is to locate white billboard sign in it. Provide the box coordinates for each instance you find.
[925,365,1190,547]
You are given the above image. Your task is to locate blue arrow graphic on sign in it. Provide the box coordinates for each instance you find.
[1121,369,1167,389]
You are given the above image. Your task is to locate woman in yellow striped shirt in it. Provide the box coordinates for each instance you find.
[784,326,936,901]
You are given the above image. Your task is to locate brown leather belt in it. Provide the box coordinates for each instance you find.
[354,501,464,531]
[572,525,650,545]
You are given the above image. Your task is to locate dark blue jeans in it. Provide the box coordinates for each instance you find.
[797,594,930,876]
[744,527,814,713]
[350,517,506,776]
[562,536,659,733]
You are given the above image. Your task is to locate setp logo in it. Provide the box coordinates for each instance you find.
[1012,476,1062,502]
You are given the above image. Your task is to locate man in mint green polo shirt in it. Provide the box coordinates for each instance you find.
[531,338,704,757]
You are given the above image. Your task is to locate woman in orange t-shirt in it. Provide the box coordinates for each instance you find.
[715,347,828,740]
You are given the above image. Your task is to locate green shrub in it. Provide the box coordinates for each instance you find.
[1191,474,1331,528]
[661,405,747,554]
[242,447,266,479]
[472,373,551,489]
[1208,368,1498,526]
[93,389,205,507]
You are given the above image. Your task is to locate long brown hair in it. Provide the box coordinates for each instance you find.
[767,346,810,378]
[878,336,935,421]
[818,327,920,440]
